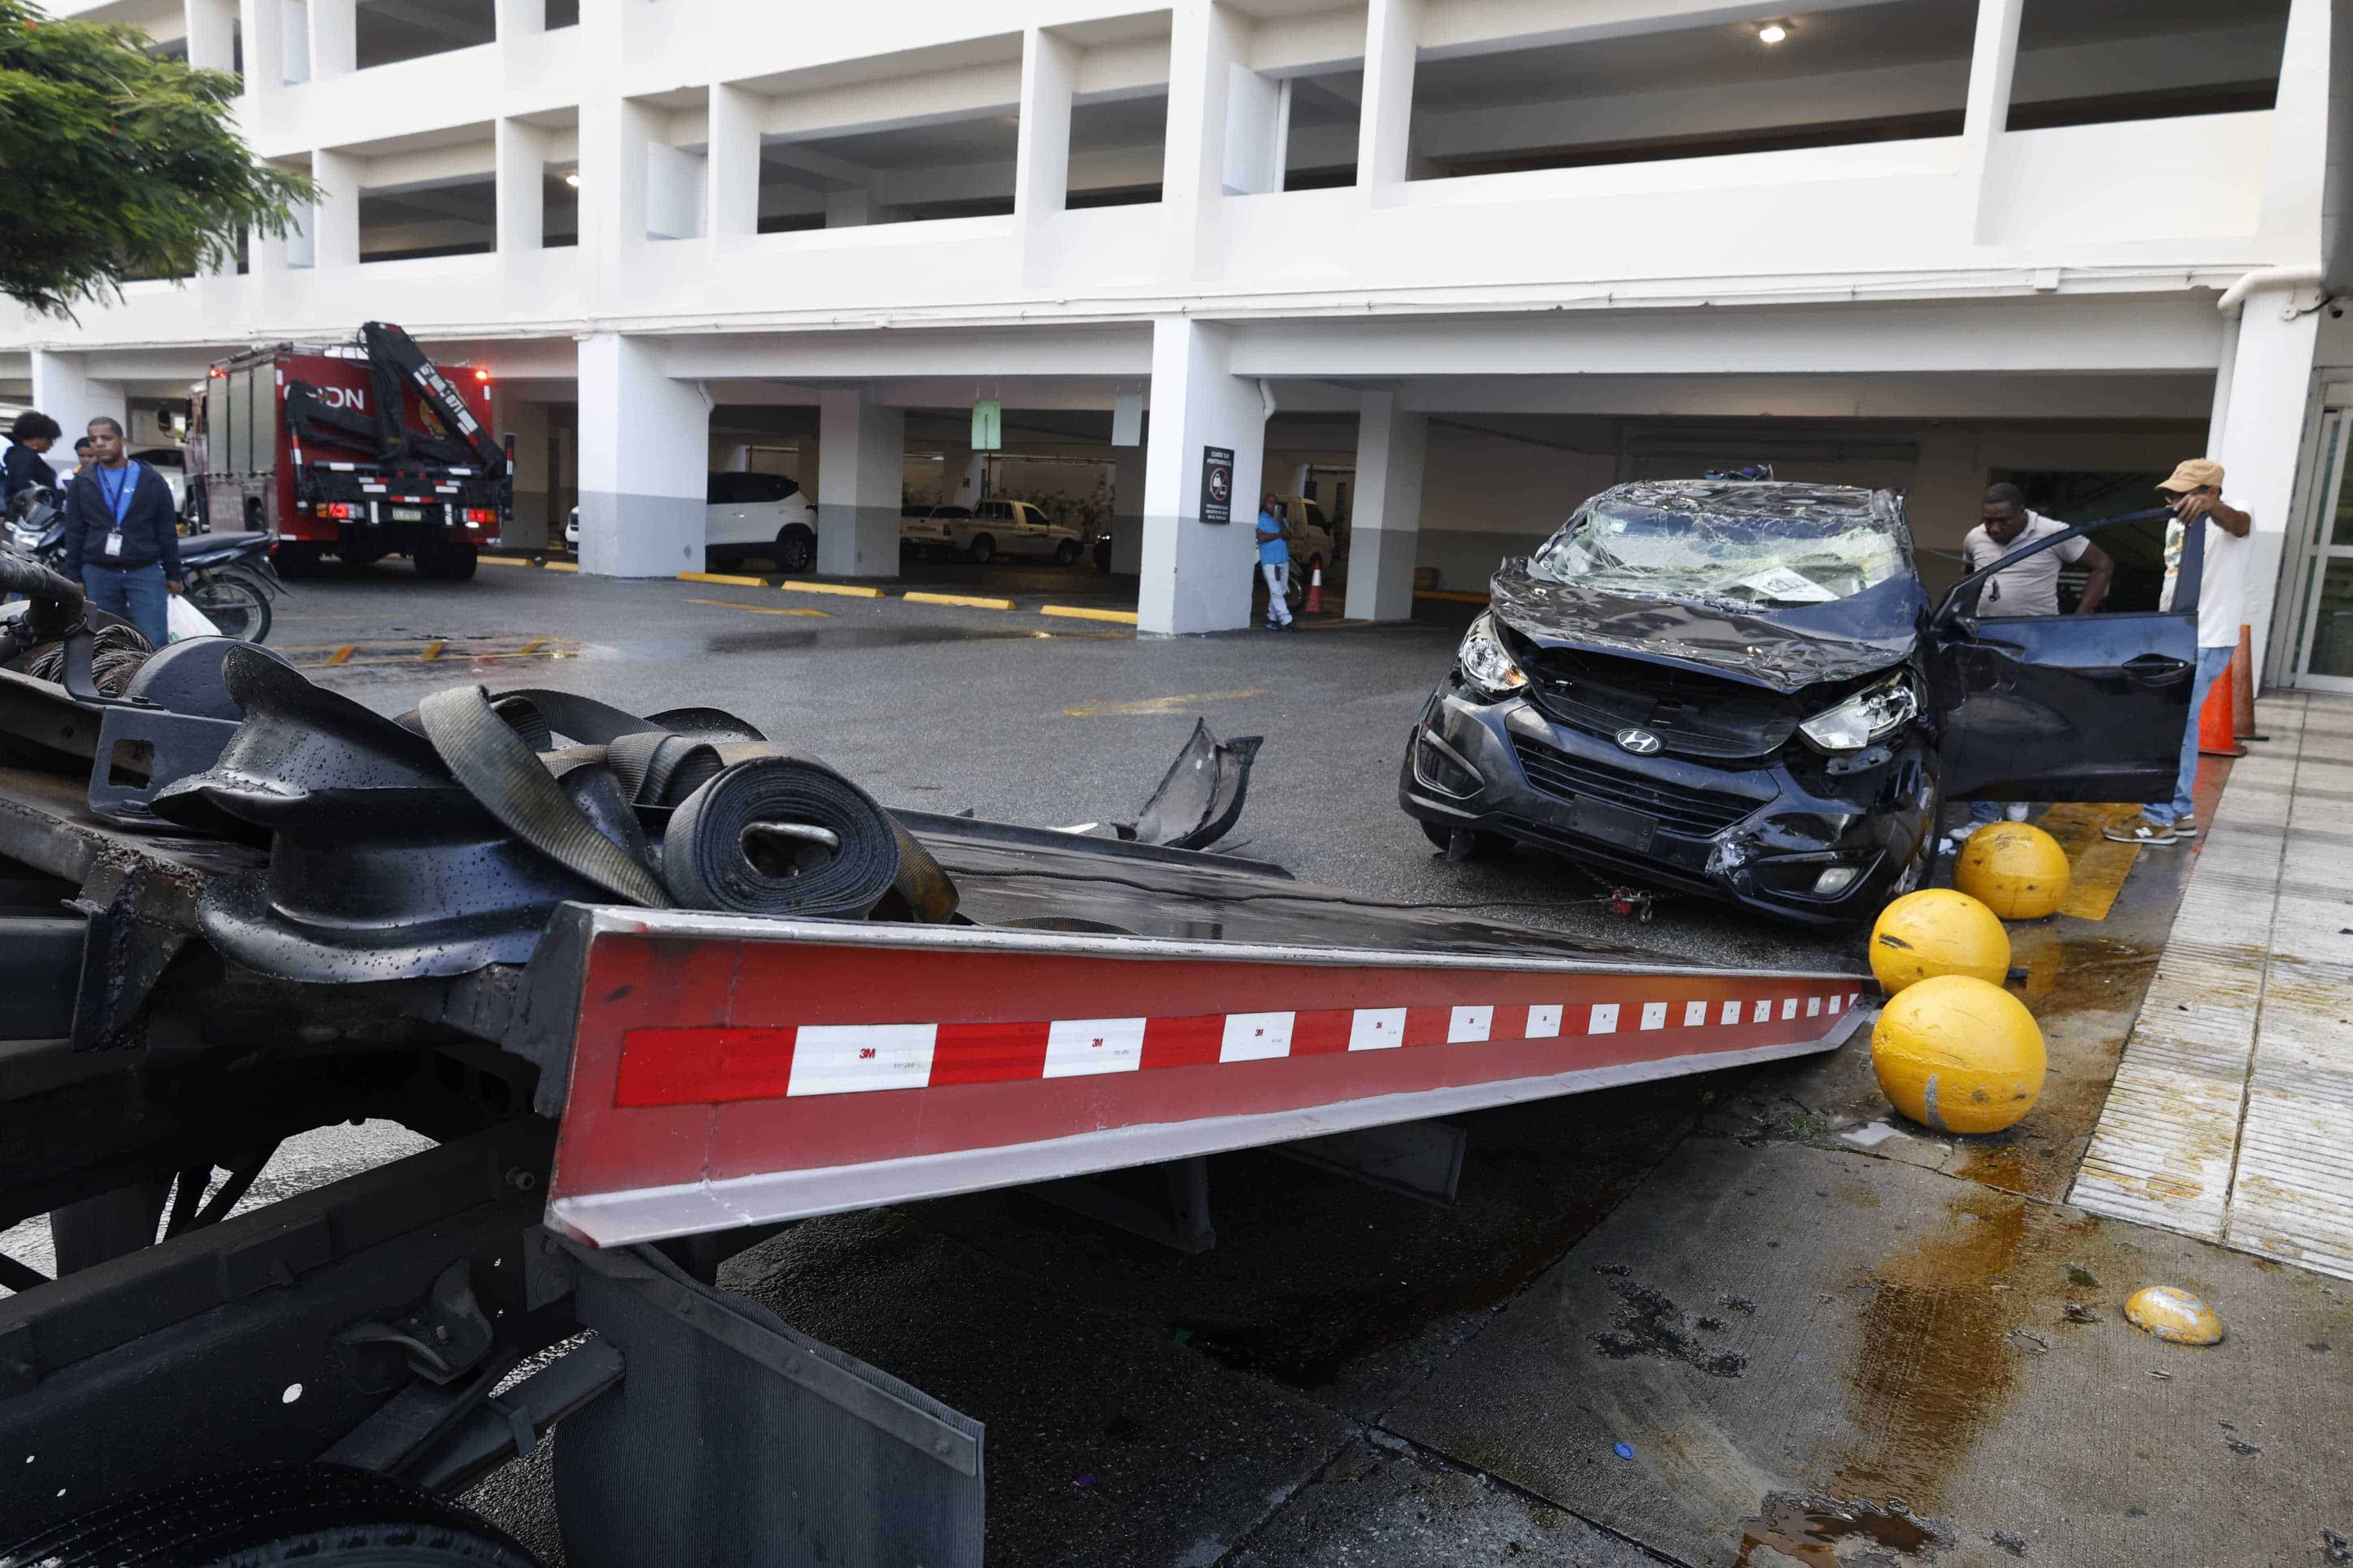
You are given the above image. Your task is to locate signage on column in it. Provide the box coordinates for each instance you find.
[1200,446,1234,524]
[971,400,1002,450]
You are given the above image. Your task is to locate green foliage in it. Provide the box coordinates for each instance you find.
[0,0,316,315]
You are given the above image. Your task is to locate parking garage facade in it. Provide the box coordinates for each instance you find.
[5,0,2348,686]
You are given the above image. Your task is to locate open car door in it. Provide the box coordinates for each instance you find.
[1929,511,2196,802]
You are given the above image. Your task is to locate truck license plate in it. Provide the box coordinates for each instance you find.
[391,507,424,521]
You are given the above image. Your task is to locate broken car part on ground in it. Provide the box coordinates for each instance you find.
[0,548,1867,1565]
[1400,481,2197,926]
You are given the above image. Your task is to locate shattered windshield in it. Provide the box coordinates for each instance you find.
[1529,482,1910,610]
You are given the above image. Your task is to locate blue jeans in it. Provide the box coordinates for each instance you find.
[2151,645,2235,824]
[81,563,169,650]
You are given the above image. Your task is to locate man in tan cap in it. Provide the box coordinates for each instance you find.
[2105,458,2249,846]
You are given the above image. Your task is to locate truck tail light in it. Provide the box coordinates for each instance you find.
[319,502,355,520]
[464,508,495,526]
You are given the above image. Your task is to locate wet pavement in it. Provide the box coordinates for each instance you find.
[82,564,2353,1564]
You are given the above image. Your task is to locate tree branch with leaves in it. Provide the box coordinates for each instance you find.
[0,0,316,316]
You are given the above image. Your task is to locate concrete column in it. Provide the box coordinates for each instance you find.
[494,0,544,39]
[31,352,128,451]
[307,0,353,79]
[237,0,285,87]
[494,390,552,547]
[1343,390,1424,622]
[934,443,981,506]
[825,188,875,228]
[645,142,707,241]
[576,332,707,577]
[708,83,762,249]
[1357,0,1419,196]
[495,118,549,253]
[2216,286,2322,684]
[311,148,361,268]
[1139,316,1265,634]
[578,91,653,308]
[1160,0,1245,278]
[1111,443,1147,574]
[816,390,904,578]
[1222,60,1283,196]
[1958,0,2022,238]
[1015,25,1076,286]
[184,0,238,73]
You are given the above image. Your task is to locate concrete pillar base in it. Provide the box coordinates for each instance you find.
[576,333,706,577]
[1344,390,1426,622]
[817,391,904,578]
[1139,319,1264,635]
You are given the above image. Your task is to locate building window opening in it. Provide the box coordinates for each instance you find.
[2007,0,2287,132]
[544,0,578,27]
[359,175,497,262]
[1283,70,1359,191]
[1408,0,1976,180]
[542,165,579,248]
[757,113,1020,231]
[1067,91,1166,208]
[355,0,494,70]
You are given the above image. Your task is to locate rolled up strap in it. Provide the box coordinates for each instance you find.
[416,685,669,908]
[663,755,955,921]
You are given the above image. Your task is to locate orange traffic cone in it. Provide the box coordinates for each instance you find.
[2231,624,2257,741]
[1305,565,1324,614]
[2198,648,2246,758]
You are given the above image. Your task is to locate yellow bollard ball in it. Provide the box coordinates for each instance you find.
[1952,822,2071,921]
[1869,888,2011,996]
[2123,1286,2224,1346]
[1870,974,2046,1135]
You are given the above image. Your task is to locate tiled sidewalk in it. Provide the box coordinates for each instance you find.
[2071,690,2353,1279]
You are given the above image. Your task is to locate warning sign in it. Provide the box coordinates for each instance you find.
[1201,446,1234,524]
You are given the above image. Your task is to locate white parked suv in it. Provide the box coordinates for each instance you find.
[900,498,1084,565]
[566,472,819,571]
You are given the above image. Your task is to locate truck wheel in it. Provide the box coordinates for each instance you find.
[1053,538,1080,566]
[414,545,445,581]
[774,525,815,574]
[967,534,996,564]
[445,544,479,581]
[0,1463,541,1568]
[273,542,320,580]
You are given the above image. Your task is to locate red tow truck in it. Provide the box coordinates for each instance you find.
[186,321,509,581]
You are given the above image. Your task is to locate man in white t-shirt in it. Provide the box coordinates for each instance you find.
[2105,458,2249,847]
[1952,483,2114,835]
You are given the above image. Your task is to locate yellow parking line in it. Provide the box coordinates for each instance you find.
[420,640,446,662]
[1040,604,1139,625]
[905,591,1018,611]
[1412,589,1490,604]
[542,560,579,574]
[2035,802,2143,921]
[1066,688,1268,717]
[679,571,770,587]
[688,598,831,618]
[515,637,547,654]
[780,580,885,599]
[482,555,537,568]
[326,644,356,666]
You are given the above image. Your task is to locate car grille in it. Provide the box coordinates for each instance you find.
[1510,735,1767,837]
[1517,644,1812,761]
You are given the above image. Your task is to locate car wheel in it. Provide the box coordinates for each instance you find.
[967,534,996,564]
[1053,539,1080,567]
[774,525,815,574]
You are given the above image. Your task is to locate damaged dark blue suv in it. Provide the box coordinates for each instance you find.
[1398,481,2193,926]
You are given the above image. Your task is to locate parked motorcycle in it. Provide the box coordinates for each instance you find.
[7,487,283,643]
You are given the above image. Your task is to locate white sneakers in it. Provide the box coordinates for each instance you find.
[2102,815,2177,846]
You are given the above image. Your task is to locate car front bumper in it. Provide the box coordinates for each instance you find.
[1397,682,1935,927]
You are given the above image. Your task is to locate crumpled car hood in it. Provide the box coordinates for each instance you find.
[1488,560,1924,695]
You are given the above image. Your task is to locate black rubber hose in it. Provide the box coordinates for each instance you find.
[0,551,81,608]
[663,755,954,920]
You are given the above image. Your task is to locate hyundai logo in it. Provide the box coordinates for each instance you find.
[1615,727,1663,755]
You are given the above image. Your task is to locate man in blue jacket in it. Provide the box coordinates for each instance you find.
[63,416,182,649]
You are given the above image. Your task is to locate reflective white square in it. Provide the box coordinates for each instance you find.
[1752,999,1772,1023]
[1721,999,1742,1025]
[1221,1012,1296,1061]
[1526,1004,1563,1039]
[1348,1008,1407,1051]
[1807,996,1822,1018]
[1043,1017,1147,1078]
[1684,1000,1708,1027]
[1589,1003,1620,1035]
[788,1024,938,1096]
[1449,1005,1493,1043]
[1640,1001,1667,1031]
[1781,997,1799,1020]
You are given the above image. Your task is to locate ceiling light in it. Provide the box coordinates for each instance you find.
[563,171,580,188]
[1757,22,1788,43]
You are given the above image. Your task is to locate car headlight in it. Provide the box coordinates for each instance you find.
[1799,672,1918,752]
[1456,614,1528,701]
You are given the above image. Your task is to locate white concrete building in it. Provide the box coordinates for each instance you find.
[7,0,2352,684]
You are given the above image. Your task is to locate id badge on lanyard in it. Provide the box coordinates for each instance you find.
[99,465,132,556]
[104,530,123,558]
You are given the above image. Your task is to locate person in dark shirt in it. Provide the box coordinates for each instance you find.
[63,416,182,649]
[2,411,62,511]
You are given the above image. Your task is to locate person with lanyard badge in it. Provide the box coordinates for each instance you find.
[1256,494,1296,632]
[2104,459,2249,846]
[63,416,182,650]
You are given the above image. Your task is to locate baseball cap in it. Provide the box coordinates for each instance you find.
[2157,459,2223,493]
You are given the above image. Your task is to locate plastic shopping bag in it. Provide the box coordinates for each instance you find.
[166,591,221,643]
